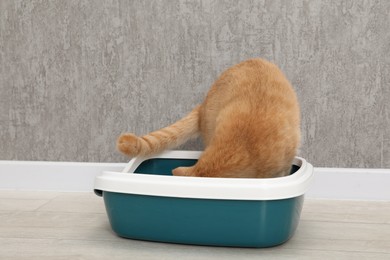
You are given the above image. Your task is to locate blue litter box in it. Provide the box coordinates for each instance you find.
[94,151,313,248]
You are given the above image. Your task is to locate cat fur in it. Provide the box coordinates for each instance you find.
[117,58,300,178]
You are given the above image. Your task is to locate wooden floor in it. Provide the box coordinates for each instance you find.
[0,191,389,260]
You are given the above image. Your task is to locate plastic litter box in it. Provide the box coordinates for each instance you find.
[94,150,313,248]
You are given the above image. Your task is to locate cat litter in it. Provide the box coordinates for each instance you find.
[94,150,313,248]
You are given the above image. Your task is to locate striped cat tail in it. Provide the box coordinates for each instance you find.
[117,105,201,157]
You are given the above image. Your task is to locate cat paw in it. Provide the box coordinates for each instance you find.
[172,166,196,177]
[117,133,141,157]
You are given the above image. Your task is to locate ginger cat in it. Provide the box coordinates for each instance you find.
[117,58,300,178]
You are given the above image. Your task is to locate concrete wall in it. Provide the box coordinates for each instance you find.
[1,0,389,167]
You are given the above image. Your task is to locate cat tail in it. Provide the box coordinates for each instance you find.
[117,105,201,157]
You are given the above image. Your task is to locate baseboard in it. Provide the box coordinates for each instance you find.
[0,160,389,200]
[305,167,390,200]
[0,160,126,192]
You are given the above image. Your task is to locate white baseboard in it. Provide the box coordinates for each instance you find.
[0,160,389,201]
[305,167,390,201]
[0,161,126,192]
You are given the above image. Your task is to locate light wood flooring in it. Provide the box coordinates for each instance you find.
[0,191,389,260]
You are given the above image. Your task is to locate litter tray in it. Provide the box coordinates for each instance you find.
[94,150,313,248]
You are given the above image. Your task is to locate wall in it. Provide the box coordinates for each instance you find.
[1,0,389,167]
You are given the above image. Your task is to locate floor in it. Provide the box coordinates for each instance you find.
[0,191,389,260]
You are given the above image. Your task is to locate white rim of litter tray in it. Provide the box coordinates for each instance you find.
[94,150,314,200]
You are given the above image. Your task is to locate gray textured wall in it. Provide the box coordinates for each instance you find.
[1,0,389,168]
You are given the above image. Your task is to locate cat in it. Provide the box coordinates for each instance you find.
[117,58,300,178]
